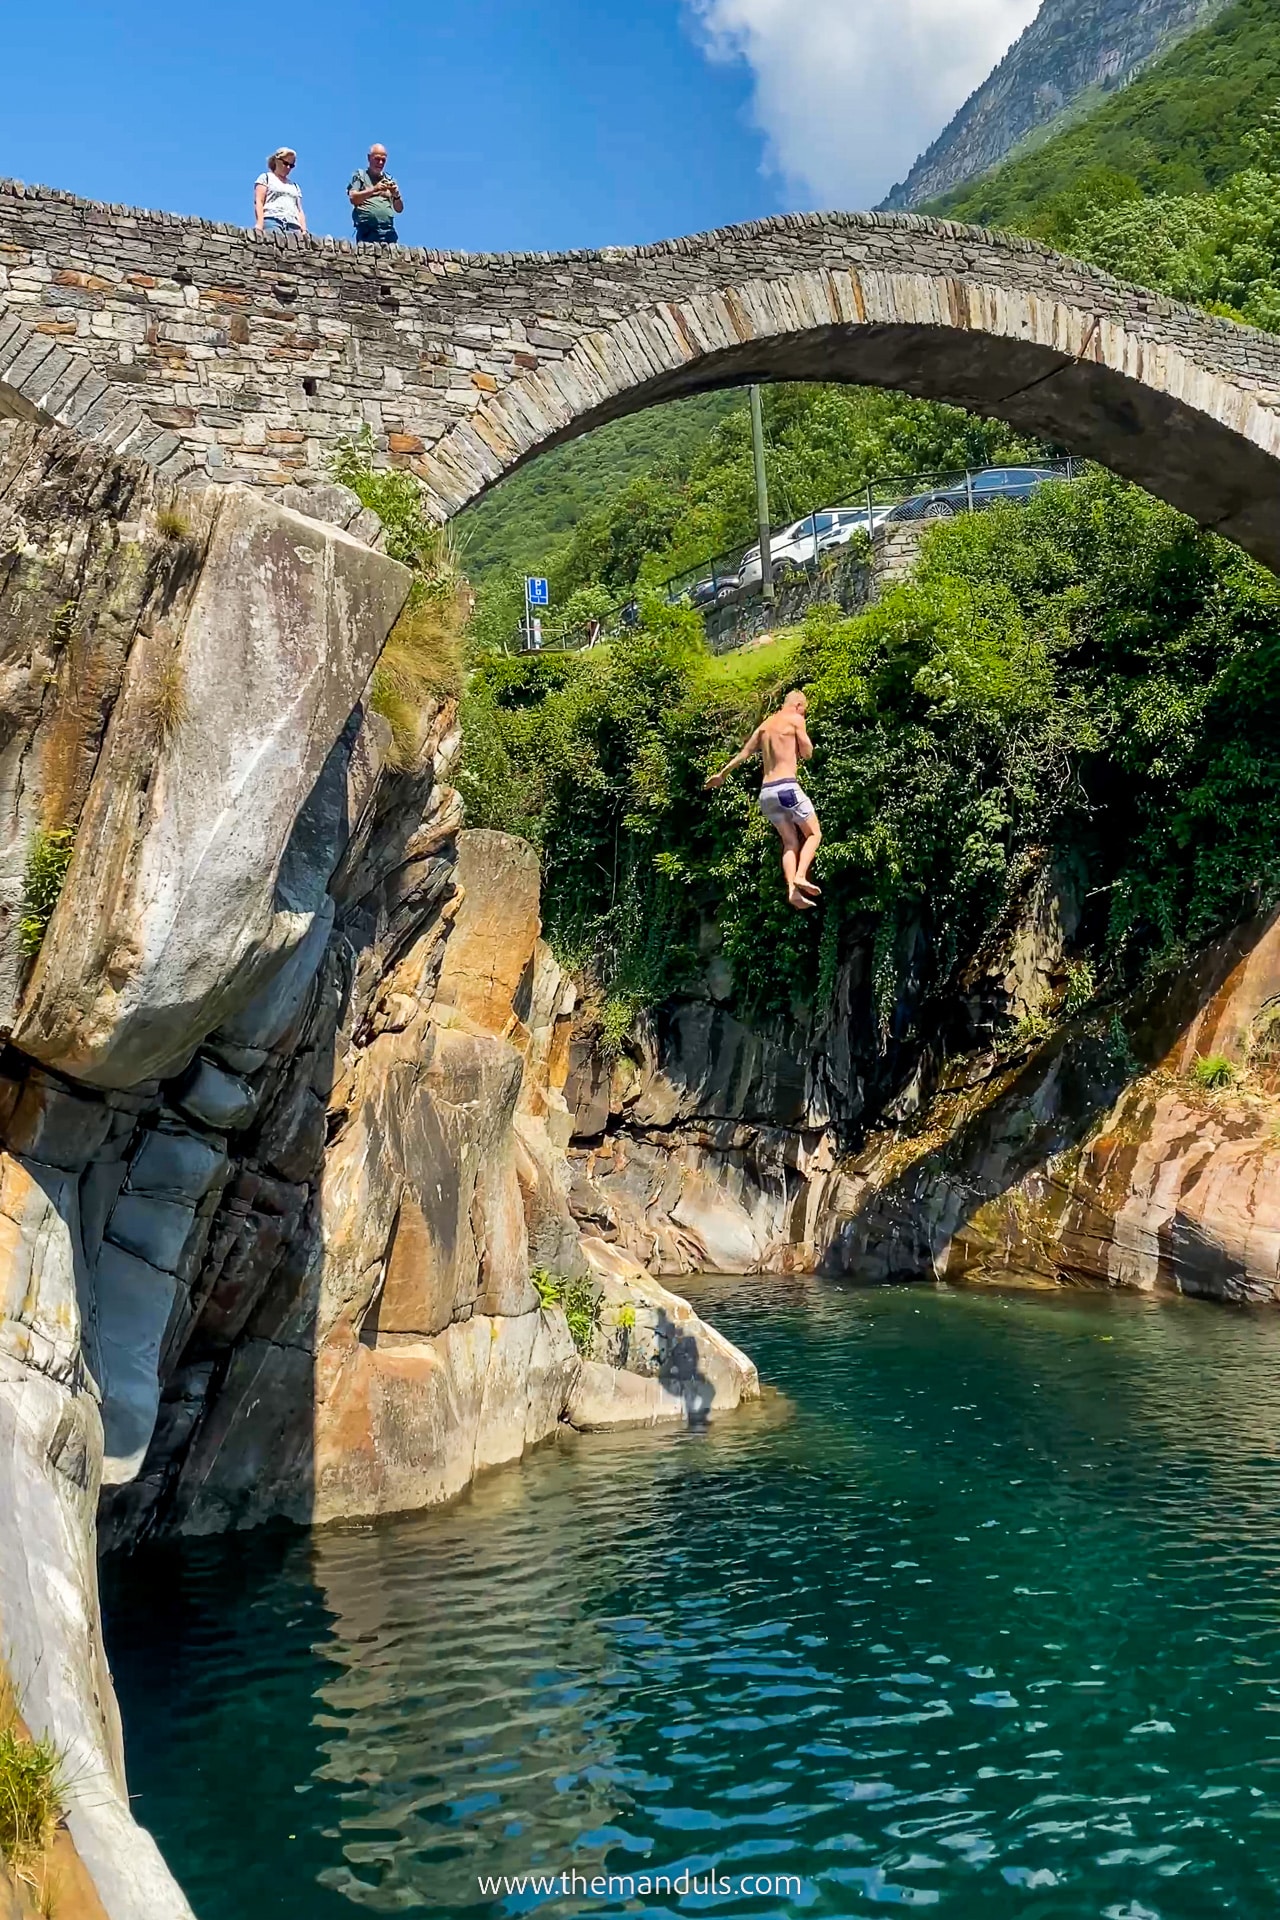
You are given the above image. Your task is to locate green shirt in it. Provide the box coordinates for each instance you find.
[349,170,397,230]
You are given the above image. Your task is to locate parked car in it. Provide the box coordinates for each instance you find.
[883,466,1064,523]
[815,504,894,553]
[738,505,891,587]
[685,572,743,610]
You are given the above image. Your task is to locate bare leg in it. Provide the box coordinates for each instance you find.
[775,820,813,910]
[794,813,822,896]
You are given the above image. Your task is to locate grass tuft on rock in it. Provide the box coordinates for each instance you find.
[1191,1052,1237,1090]
[0,1725,64,1882]
[371,565,467,769]
[155,506,190,542]
[329,427,470,768]
[18,828,75,958]
[150,652,190,743]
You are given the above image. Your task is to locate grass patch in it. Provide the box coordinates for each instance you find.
[1191,1052,1237,1091]
[330,428,470,769]
[0,1724,65,1886]
[371,566,467,769]
[530,1268,601,1355]
[18,828,75,958]
[0,1681,65,1889]
[150,653,189,744]
[155,507,190,542]
[696,631,803,694]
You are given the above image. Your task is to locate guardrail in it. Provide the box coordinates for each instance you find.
[510,457,1081,655]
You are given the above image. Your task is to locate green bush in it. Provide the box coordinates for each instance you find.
[462,468,1280,1042]
[530,1269,602,1354]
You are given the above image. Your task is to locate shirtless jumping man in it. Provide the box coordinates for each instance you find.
[705,690,822,910]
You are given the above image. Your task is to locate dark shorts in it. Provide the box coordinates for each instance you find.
[354,222,398,245]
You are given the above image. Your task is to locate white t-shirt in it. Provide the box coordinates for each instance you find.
[256,171,303,226]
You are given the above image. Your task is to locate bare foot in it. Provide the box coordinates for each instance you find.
[795,877,822,897]
[787,885,814,910]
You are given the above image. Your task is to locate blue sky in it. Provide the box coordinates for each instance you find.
[1,0,1040,251]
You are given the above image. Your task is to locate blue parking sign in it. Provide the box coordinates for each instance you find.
[526,576,549,607]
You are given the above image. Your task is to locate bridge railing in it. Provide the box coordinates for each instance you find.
[510,457,1081,655]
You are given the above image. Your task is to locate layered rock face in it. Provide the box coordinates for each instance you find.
[568,862,1280,1309]
[0,421,755,1920]
[821,907,1280,1305]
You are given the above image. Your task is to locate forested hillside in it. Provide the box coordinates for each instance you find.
[470,387,1047,652]
[929,0,1280,236]
[457,391,736,579]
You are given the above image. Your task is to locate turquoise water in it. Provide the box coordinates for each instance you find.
[105,1278,1280,1918]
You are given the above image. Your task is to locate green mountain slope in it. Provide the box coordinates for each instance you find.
[884,0,1231,211]
[456,391,738,580]
[928,0,1280,234]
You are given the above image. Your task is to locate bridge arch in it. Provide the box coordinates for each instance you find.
[422,267,1280,574]
[2,185,1279,569]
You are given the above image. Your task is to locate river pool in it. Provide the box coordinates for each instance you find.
[105,1277,1280,1917]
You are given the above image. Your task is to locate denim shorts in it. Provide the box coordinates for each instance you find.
[263,217,303,234]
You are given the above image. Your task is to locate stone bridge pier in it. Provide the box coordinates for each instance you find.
[3,177,1280,567]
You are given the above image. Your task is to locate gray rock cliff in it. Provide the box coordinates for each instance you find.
[0,421,755,1919]
[880,0,1231,211]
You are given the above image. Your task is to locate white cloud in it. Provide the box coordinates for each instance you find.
[689,0,1042,208]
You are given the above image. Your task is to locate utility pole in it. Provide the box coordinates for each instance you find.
[750,384,774,607]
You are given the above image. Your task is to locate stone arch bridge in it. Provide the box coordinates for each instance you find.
[3,178,1280,567]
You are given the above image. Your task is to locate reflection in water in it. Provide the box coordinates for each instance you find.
[106,1279,1280,1917]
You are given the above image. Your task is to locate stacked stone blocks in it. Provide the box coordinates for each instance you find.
[5,177,1280,559]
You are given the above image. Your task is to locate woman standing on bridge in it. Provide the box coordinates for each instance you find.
[254,148,307,236]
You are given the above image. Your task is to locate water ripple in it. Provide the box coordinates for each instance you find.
[105,1279,1280,1917]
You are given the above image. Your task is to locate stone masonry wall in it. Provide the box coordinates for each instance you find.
[6,181,1280,569]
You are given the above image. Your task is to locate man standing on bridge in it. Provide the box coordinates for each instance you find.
[348,145,404,245]
[705,690,822,911]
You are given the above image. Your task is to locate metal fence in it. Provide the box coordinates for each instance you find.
[513,457,1081,654]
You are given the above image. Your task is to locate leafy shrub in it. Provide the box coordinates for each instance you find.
[561,1278,602,1355]
[1063,959,1097,1017]
[530,1268,602,1354]
[19,829,75,958]
[1190,1052,1237,1090]
[1106,1016,1140,1079]
[530,1268,561,1311]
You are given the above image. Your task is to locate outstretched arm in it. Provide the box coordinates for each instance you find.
[705,726,762,789]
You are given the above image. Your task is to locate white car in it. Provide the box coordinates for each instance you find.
[737,506,889,587]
